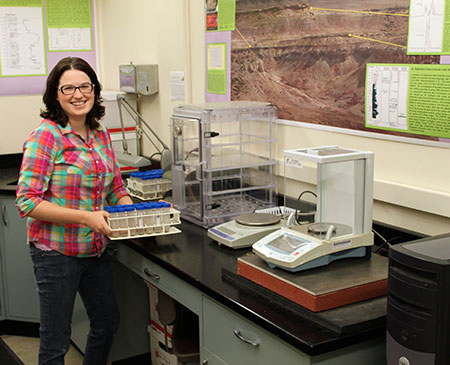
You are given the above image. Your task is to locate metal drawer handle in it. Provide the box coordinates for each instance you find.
[143,267,160,282]
[233,329,260,347]
[106,245,118,256]
[2,205,7,226]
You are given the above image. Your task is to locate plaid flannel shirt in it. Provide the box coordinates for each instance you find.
[16,119,129,257]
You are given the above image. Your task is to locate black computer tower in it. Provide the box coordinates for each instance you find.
[387,233,450,364]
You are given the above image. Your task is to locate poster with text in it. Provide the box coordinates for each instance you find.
[231,0,441,141]
[0,0,97,96]
[366,63,450,138]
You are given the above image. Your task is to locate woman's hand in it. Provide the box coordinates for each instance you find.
[83,210,112,236]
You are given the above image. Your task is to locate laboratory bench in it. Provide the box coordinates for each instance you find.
[0,159,422,364]
[110,219,389,364]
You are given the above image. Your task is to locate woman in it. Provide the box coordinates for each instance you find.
[16,57,133,364]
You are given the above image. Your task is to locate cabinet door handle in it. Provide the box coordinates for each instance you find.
[106,245,118,256]
[144,267,160,282]
[1,204,7,226]
[233,329,260,347]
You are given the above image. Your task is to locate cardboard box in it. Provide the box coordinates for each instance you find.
[146,281,174,346]
[148,326,178,365]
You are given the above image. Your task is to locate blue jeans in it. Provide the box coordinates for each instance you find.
[29,244,120,365]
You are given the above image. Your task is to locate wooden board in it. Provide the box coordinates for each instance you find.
[237,253,388,312]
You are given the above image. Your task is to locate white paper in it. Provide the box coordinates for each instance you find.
[207,44,225,69]
[0,7,46,76]
[170,71,185,101]
[48,27,92,51]
[408,0,445,53]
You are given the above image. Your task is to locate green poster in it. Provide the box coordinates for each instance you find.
[46,0,92,51]
[366,63,450,138]
[206,43,227,94]
[206,0,235,32]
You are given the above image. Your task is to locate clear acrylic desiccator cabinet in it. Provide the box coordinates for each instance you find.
[171,101,277,228]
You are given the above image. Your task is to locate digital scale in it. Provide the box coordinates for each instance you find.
[252,223,372,272]
[253,146,375,272]
[207,207,296,249]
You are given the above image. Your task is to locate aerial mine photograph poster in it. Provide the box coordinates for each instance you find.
[228,0,450,142]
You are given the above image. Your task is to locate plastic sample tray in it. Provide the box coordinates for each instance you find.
[107,206,181,240]
[127,177,172,200]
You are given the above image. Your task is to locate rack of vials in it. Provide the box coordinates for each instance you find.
[126,169,172,201]
[105,202,181,239]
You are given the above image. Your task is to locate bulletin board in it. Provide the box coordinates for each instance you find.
[0,0,97,96]
[229,0,449,142]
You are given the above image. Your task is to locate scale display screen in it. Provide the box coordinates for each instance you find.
[218,226,235,235]
[267,233,310,254]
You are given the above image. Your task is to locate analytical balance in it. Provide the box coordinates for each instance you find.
[253,146,374,272]
[207,206,296,249]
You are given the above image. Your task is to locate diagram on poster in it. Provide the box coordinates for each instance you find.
[407,0,447,54]
[366,63,450,138]
[366,65,409,130]
[0,6,46,76]
[48,28,91,51]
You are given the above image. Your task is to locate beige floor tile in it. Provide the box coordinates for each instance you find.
[0,335,83,365]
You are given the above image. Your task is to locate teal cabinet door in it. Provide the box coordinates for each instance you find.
[0,196,39,322]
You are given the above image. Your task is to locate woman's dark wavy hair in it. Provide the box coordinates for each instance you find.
[40,57,105,129]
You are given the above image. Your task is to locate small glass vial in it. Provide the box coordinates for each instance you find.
[144,202,155,234]
[159,202,171,232]
[135,204,146,235]
[160,202,171,224]
[153,202,163,234]
[105,206,120,238]
[125,205,137,236]
[116,206,128,237]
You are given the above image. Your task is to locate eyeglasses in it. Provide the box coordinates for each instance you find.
[57,83,94,95]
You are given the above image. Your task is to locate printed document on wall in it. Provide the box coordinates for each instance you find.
[0,6,46,76]
[407,0,449,54]
[366,63,450,138]
[46,0,92,51]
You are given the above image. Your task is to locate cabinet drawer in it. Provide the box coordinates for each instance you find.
[202,296,306,365]
[112,242,202,315]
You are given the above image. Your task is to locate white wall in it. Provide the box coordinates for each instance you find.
[1,0,449,236]
[0,95,43,155]
[96,0,205,158]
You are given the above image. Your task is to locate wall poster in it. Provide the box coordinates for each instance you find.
[0,0,97,96]
[230,0,445,141]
